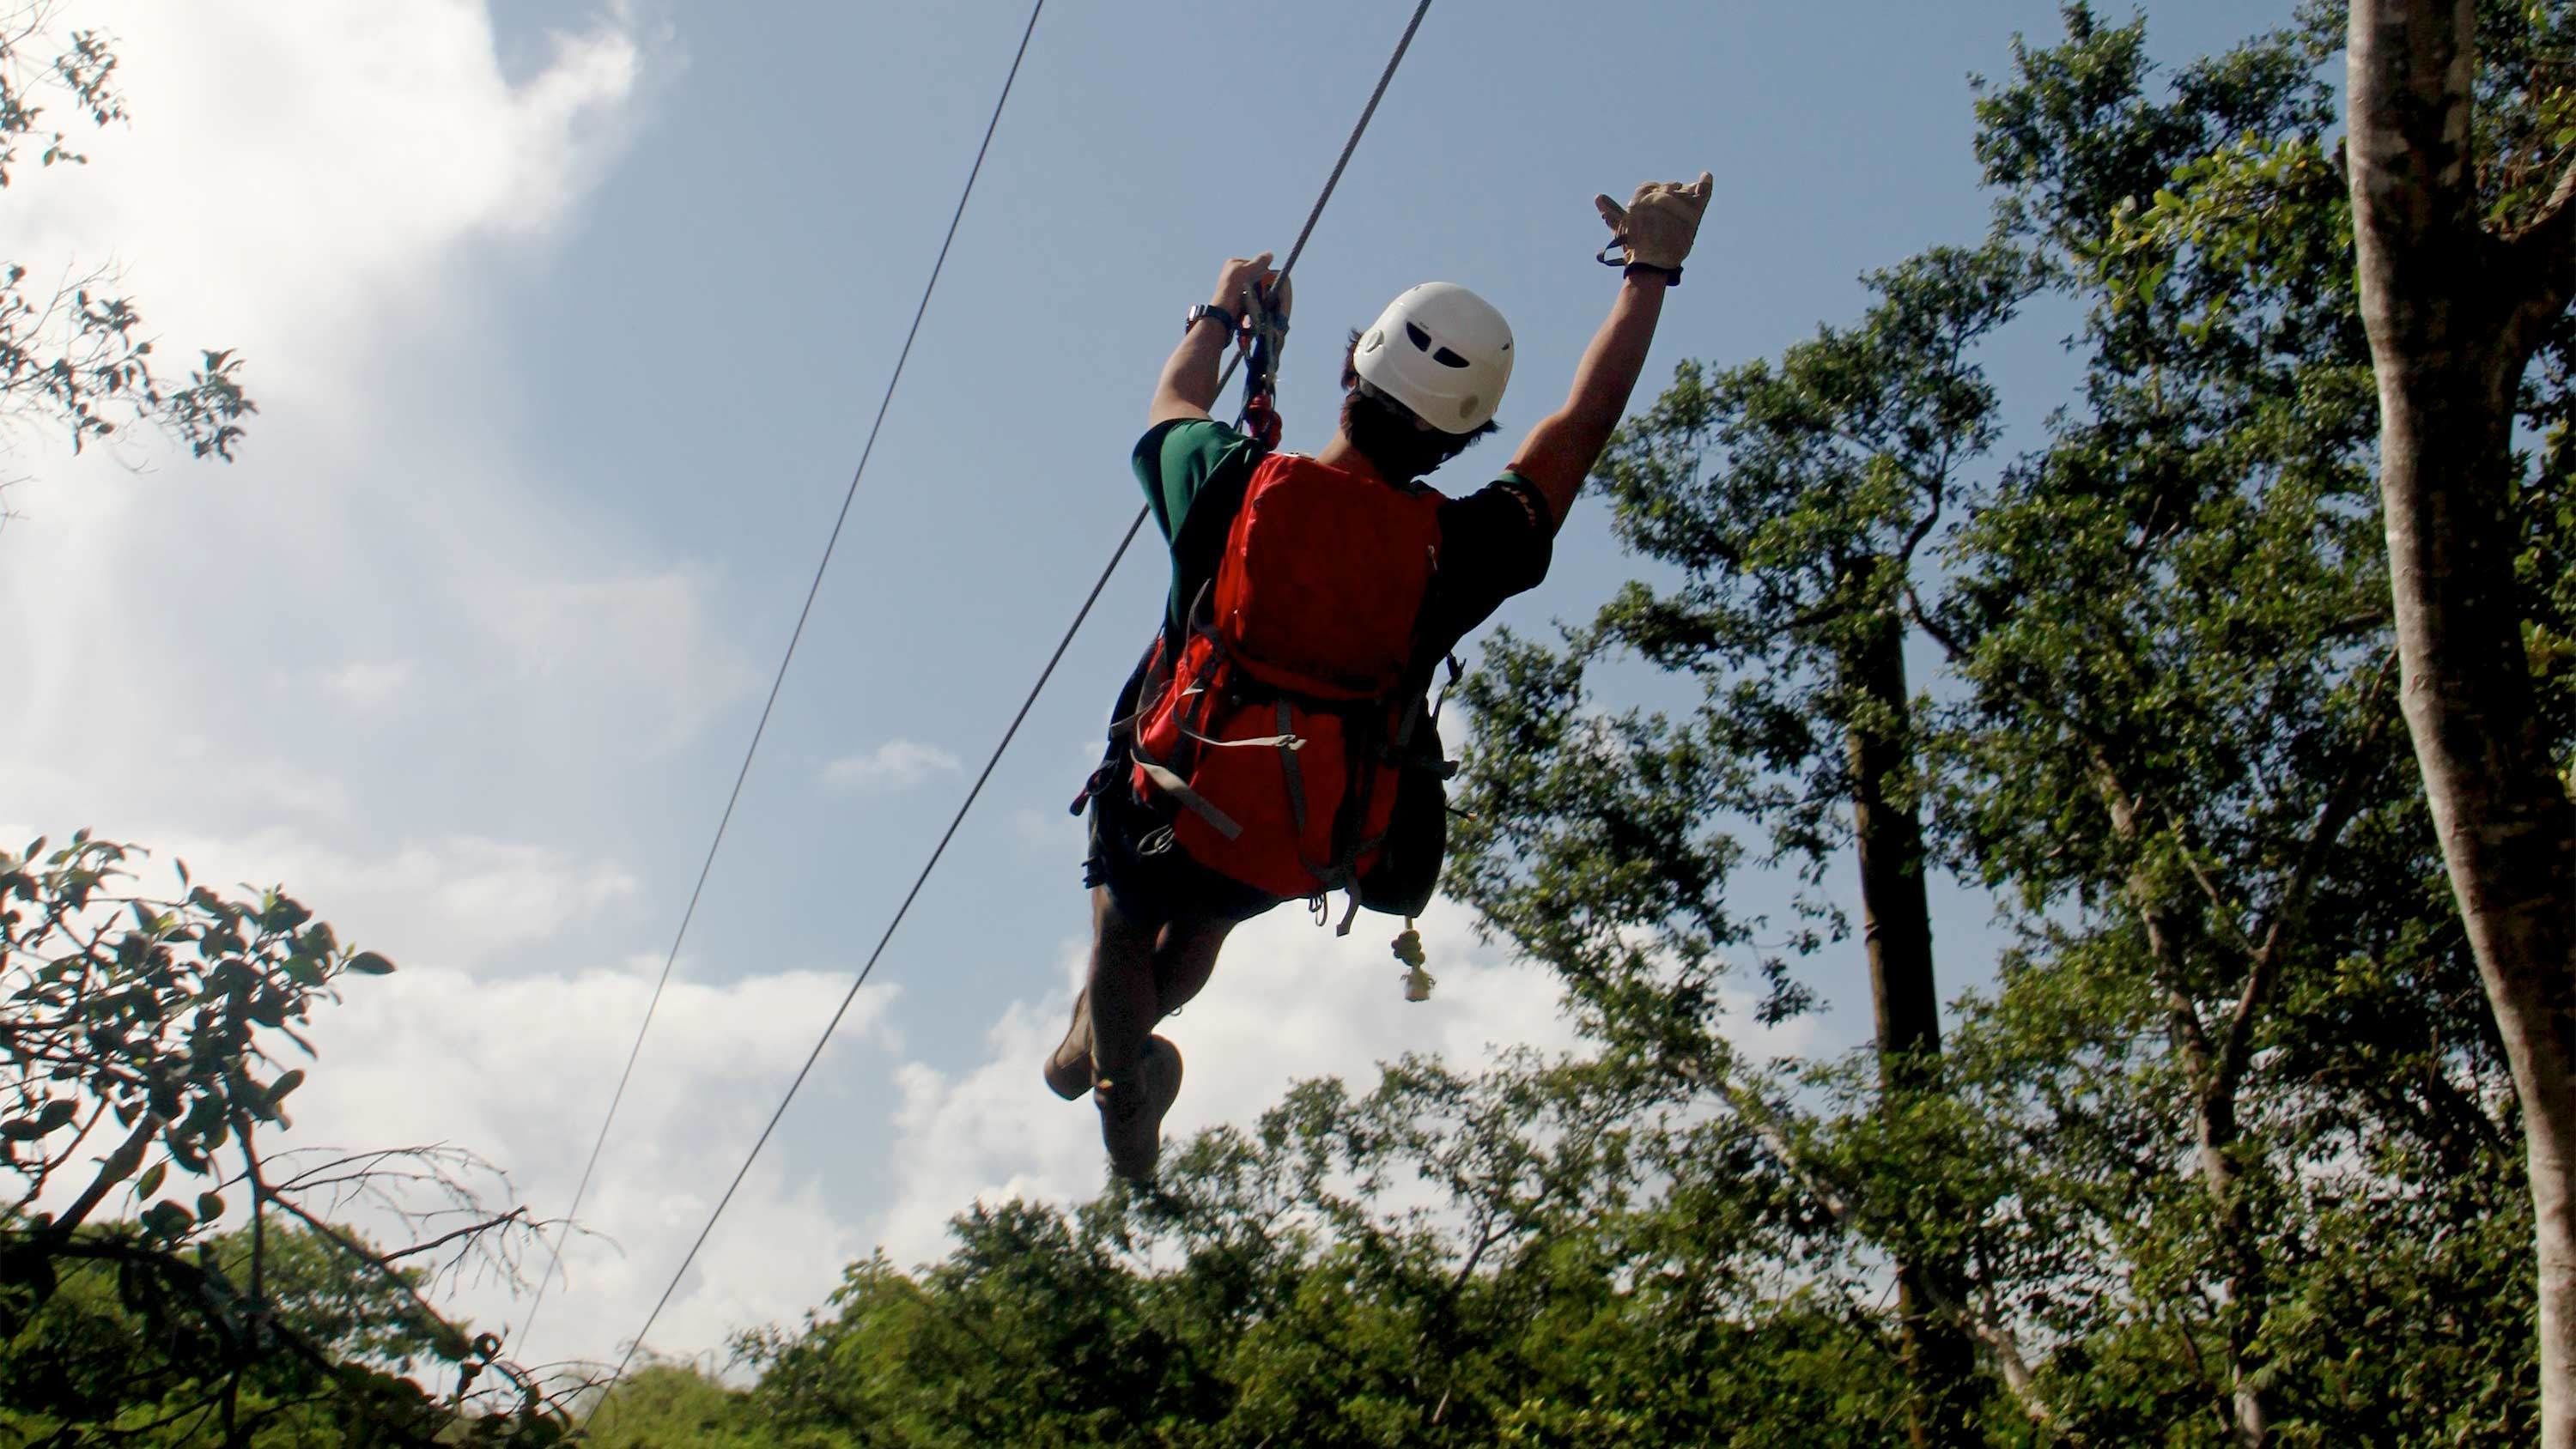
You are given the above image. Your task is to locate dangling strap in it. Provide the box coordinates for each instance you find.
[1072,635,1170,816]
[1179,722,1305,752]
[1273,700,1312,840]
[1430,652,1463,727]
[1294,823,1388,939]
[1132,752,1244,840]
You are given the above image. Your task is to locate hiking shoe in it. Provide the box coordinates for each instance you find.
[1095,1034,1182,1182]
[1043,989,1094,1101]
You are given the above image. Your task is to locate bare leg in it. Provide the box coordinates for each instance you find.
[1085,885,1161,1088]
[1049,908,1236,1100]
[1088,886,1208,1179]
[1151,915,1234,1018]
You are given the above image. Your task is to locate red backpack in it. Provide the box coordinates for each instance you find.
[1116,452,1452,924]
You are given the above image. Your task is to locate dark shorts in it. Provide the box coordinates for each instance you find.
[1084,781,1283,926]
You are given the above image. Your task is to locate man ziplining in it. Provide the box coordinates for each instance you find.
[1052,173,1714,1180]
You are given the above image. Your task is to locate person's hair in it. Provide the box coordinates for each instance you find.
[1338,329,1499,482]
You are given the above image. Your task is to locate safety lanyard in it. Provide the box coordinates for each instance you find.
[1232,280,1289,448]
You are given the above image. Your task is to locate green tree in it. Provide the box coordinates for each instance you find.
[0,834,567,1445]
[1449,234,2033,1440]
[1,2,252,470]
[1941,12,2416,1441]
[1449,3,2550,1442]
[576,1361,817,1449]
[2343,2,2576,1440]
[727,1049,1912,1447]
[635,5,2573,1444]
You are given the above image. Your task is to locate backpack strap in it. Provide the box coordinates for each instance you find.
[1158,439,1263,657]
[1130,752,1244,840]
[1272,700,1313,840]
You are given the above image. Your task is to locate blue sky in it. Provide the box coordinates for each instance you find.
[3,0,2282,1374]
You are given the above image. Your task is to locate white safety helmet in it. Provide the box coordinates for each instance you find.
[1351,282,1514,435]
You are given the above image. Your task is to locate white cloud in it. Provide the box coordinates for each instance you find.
[294,958,900,1370]
[461,565,762,759]
[5,0,647,396]
[0,0,732,1364]
[90,828,641,977]
[823,738,963,792]
[0,1,757,831]
[324,660,416,711]
[1010,804,1073,851]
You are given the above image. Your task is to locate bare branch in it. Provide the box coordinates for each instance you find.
[380,1207,532,1267]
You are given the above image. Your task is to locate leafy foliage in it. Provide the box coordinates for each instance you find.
[0,834,574,1445]
[0,3,253,467]
[689,1053,1917,1449]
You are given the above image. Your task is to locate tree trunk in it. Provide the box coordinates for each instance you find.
[2137,892,2270,1446]
[2094,761,2274,1446]
[1841,598,1978,1448]
[2348,3,2576,1443]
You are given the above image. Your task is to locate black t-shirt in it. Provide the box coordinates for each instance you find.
[1130,418,1554,662]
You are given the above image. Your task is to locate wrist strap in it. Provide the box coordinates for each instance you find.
[1188,302,1241,336]
[1596,241,1682,286]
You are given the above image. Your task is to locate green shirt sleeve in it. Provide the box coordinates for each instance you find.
[1132,418,1264,632]
[1132,418,1259,545]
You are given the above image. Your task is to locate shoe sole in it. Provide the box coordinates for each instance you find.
[1100,1035,1182,1181]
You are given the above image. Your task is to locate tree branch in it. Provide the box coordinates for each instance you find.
[36,1236,451,1448]
[44,1111,158,1236]
[2209,652,2400,1094]
[2505,153,2576,357]
[380,1207,532,1267]
[2089,748,2219,1076]
[263,1191,483,1363]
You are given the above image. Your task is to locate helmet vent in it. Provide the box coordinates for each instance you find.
[1404,322,1433,352]
[1431,346,1470,369]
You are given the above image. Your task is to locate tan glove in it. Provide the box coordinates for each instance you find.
[1595,171,1714,276]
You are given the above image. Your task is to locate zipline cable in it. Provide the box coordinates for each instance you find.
[589,0,1438,1403]
[515,0,1049,1353]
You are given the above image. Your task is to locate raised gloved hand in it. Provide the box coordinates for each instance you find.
[1595,171,1714,278]
[1212,252,1291,324]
